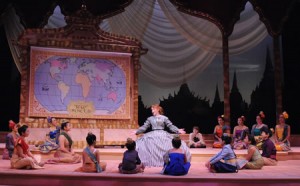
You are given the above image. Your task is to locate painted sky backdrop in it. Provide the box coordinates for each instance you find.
[139,34,273,107]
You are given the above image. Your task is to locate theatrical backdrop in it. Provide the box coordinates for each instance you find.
[0,0,299,145]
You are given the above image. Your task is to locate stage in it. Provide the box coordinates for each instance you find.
[1,146,300,186]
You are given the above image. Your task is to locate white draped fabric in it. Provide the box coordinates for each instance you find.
[1,5,25,72]
[158,0,268,55]
[104,1,268,87]
[2,0,268,87]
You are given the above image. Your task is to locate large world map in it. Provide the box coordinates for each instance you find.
[31,52,129,118]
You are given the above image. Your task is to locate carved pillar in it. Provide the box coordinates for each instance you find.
[273,36,283,117]
[222,35,230,125]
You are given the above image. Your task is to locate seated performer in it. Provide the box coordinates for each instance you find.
[39,117,60,153]
[251,111,268,149]
[212,115,230,148]
[118,138,145,174]
[261,127,277,166]
[76,133,106,172]
[10,125,44,169]
[205,134,237,173]
[237,132,264,169]
[189,126,206,148]
[233,116,249,150]
[46,121,81,164]
[274,111,291,151]
[3,120,20,159]
[135,104,191,167]
[162,135,191,176]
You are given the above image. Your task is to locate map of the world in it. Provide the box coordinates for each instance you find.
[29,47,131,119]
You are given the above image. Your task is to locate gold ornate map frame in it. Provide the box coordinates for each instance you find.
[16,6,147,146]
[29,46,132,119]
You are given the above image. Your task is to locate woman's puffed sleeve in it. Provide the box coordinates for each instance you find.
[164,117,179,133]
[136,118,151,134]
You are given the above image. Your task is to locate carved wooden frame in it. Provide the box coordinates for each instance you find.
[17,7,147,146]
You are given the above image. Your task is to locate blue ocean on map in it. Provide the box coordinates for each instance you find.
[34,56,126,114]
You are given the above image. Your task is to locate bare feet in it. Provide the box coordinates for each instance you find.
[38,162,45,167]
[45,159,56,164]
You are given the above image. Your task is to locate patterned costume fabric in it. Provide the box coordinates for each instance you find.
[136,115,191,167]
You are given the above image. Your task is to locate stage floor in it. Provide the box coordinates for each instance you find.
[1,148,300,185]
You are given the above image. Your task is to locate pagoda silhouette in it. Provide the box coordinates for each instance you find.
[138,47,277,134]
[230,71,248,129]
[247,47,276,128]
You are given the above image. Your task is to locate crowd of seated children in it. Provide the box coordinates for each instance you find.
[4,110,293,175]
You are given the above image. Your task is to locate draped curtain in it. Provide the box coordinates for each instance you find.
[1,5,25,72]
[3,0,268,87]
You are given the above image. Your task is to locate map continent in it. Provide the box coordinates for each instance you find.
[34,56,126,115]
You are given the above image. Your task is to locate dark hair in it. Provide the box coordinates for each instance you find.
[172,135,182,149]
[86,132,96,146]
[61,121,69,130]
[193,126,199,132]
[221,134,232,144]
[9,120,16,130]
[47,116,53,123]
[239,116,246,122]
[218,115,225,121]
[260,126,272,138]
[18,125,28,136]
[243,132,256,145]
[223,125,231,132]
[248,135,256,145]
[125,138,136,151]
[257,111,265,120]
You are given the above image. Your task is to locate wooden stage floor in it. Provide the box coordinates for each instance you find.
[1,147,300,186]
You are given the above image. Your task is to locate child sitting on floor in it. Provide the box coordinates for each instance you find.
[189,126,206,148]
[162,135,191,175]
[205,134,238,173]
[118,138,145,174]
[261,127,277,166]
[76,132,106,172]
